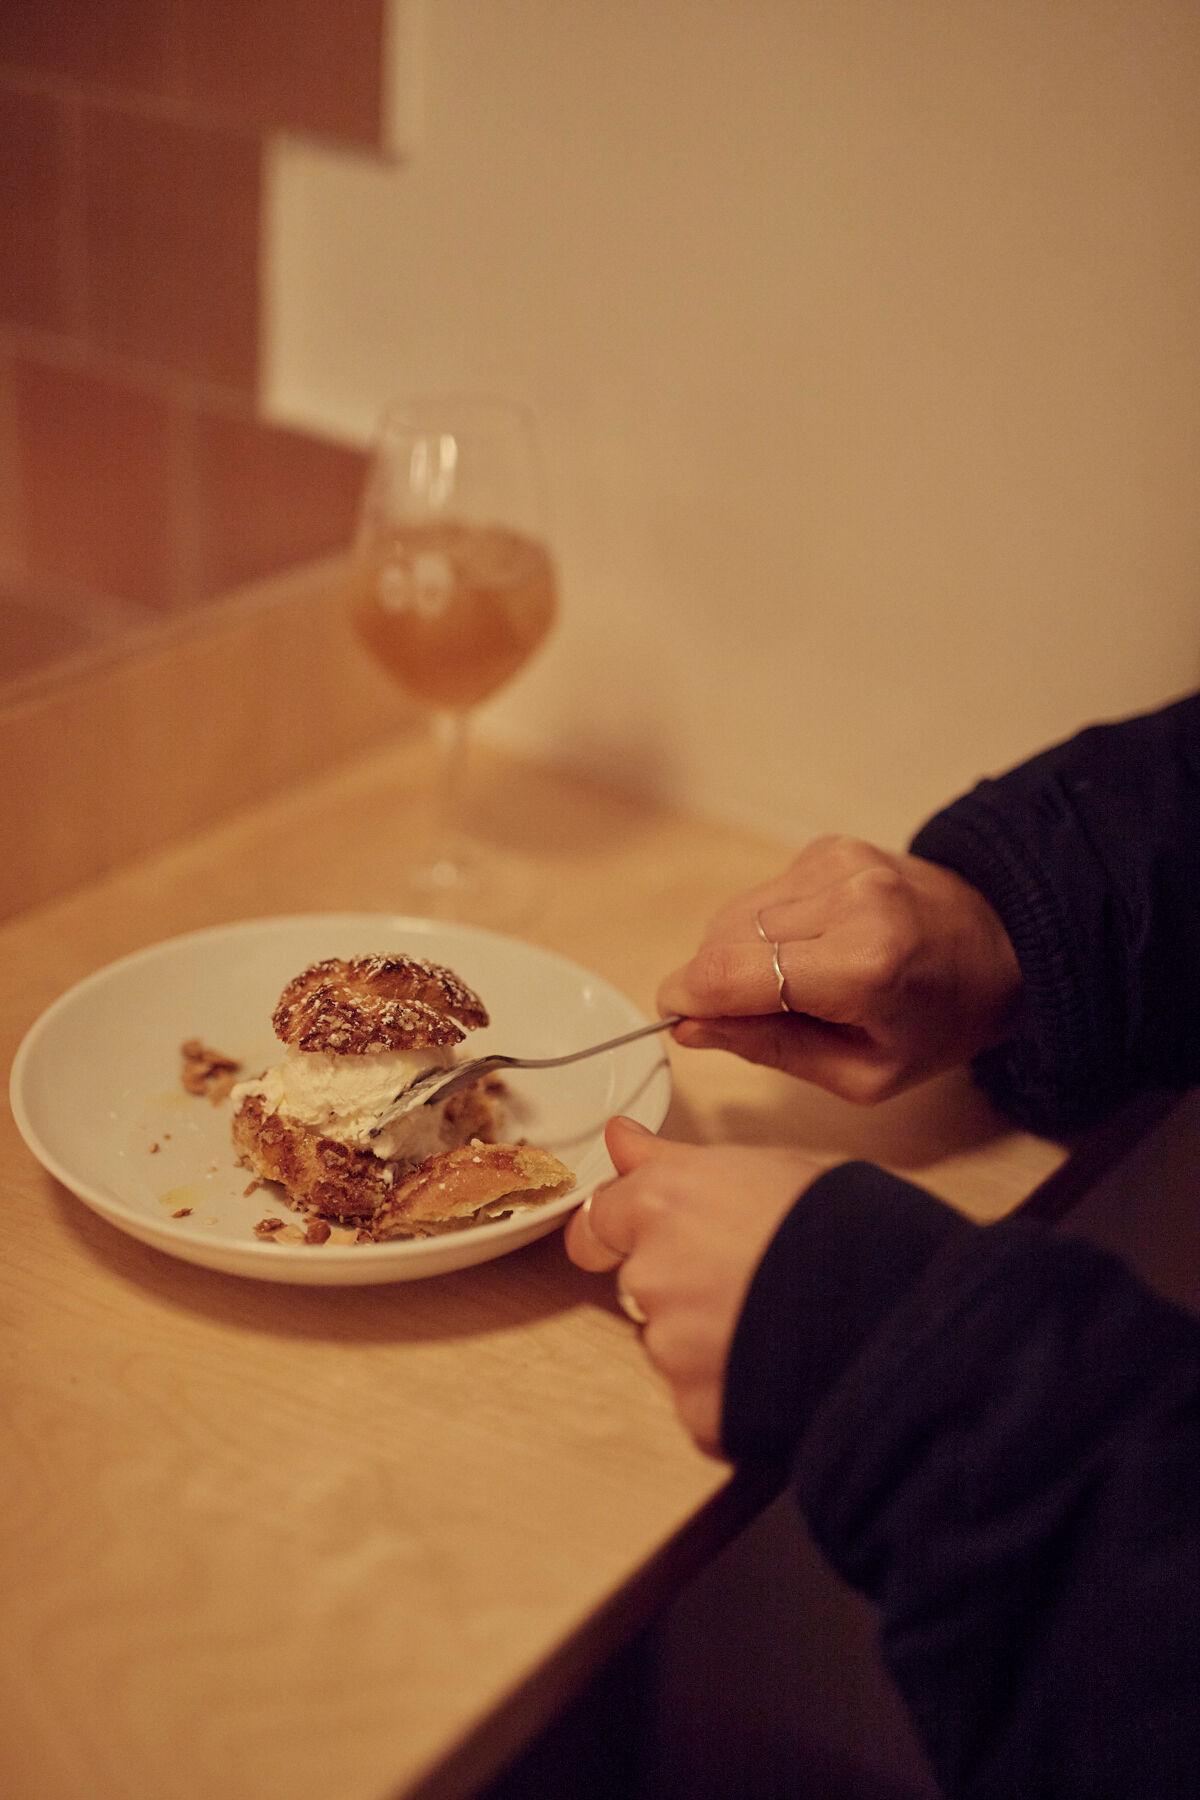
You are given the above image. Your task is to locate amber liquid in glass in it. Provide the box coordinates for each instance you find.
[350,520,557,711]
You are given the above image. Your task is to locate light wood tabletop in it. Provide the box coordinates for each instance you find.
[1,728,1067,1800]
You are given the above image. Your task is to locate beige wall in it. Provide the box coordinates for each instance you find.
[266,0,1200,847]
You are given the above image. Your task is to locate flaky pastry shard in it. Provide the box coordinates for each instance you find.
[370,1141,576,1239]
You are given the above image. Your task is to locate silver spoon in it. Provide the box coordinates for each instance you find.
[368,1014,683,1138]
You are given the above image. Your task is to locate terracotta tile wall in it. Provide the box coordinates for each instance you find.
[0,0,385,642]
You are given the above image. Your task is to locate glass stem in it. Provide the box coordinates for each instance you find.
[433,709,471,846]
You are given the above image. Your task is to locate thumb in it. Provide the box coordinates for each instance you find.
[604,1114,670,1175]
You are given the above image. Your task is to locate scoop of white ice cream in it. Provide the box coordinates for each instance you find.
[232,1045,455,1163]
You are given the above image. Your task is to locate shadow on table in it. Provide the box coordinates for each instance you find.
[47,1178,612,1345]
[663,1060,1017,1170]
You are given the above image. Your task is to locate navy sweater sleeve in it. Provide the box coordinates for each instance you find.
[723,1162,1200,1800]
[909,690,1200,1135]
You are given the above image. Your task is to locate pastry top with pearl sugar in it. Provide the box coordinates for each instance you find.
[271,952,489,1053]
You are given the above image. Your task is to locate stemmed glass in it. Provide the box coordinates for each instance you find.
[346,396,559,919]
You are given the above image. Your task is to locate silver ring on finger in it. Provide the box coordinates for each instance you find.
[581,1191,623,1258]
[755,910,793,1014]
[617,1282,648,1326]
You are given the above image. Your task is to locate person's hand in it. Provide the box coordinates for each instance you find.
[564,1116,828,1456]
[657,835,1022,1104]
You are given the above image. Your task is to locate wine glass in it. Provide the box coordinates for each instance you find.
[346,396,559,920]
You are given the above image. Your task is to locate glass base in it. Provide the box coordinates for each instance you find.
[391,834,536,929]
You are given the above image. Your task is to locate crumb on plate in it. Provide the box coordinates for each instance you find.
[181,1039,242,1103]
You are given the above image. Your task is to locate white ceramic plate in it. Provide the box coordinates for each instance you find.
[9,914,672,1285]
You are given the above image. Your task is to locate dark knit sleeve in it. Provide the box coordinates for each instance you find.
[721,1161,974,1462]
[910,691,1200,1135]
[722,1160,1200,1800]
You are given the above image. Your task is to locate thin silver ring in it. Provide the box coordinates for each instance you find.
[582,1191,623,1259]
[755,909,793,1014]
[617,1284,648,1326]
[583,1195,646,1322]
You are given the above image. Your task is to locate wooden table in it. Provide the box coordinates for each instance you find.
[0,732,1068,1800]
